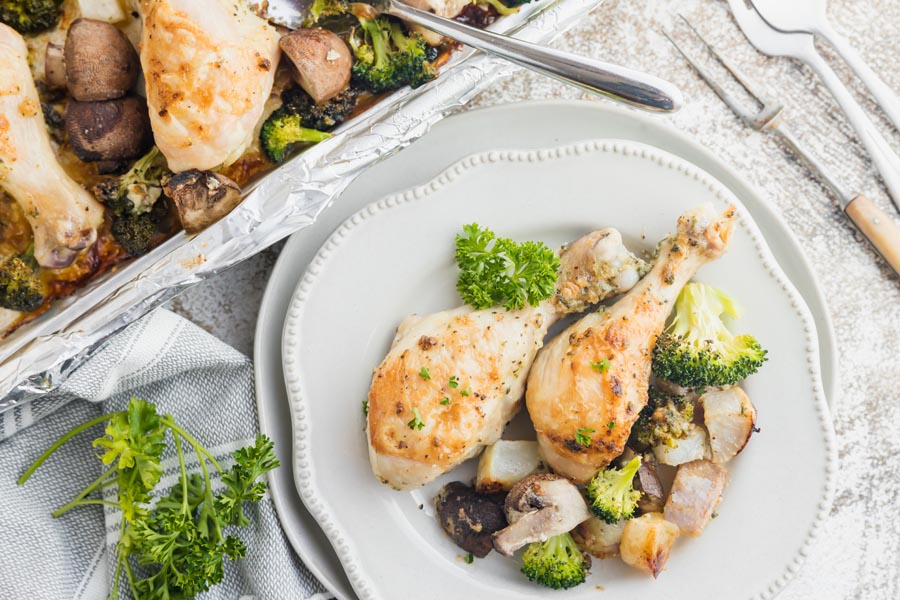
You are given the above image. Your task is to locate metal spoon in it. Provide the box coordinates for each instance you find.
[266,0,683,113]
[749,0,900,132]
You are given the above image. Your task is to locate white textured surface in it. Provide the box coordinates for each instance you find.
[171,1,900,597]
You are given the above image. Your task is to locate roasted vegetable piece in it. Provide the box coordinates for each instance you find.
[303,0,349,25]
[65,18,139,101]
[619,512,680,578]
[164,169,242,234]
[702,386,758,463]
[280,85,359,132]
[521,532,590,590]
[0,249,44,312]
[663,459,726,536]
[65,97,154,162]
[0,0,62,34]
[94,147,169,256]
[572,516,625,559]
[435,482,506,558]
[584,455,642,524]
[279,28,353,104]
[493,473,591,557]
[348,8,437,93]
[652,282,767,388]
[475,440,542,493]
[629,386,698,451]
[260,109,332,163]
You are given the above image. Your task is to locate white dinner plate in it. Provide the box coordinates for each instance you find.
[279,138,836,600]
[255,100,839,600]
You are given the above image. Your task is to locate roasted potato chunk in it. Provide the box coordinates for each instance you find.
[664,459,726,536]
[475,440,542,493]
[619,512,680,578]
[702,387,757,464]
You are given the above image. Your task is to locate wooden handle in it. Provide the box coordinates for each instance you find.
[844,194,900,276]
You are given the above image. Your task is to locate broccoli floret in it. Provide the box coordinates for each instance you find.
[0,0,62,34]
[585,455,642,524]
[280,86,359,132]
[94,147,169,257]
[476,0,520,15]
[259,109,332,164]
[652,282,767,388]
[303,0,348,25]
[349,14,437,93]
[629,387,695,451]
[0,248,44,312]
[521,532,589,590]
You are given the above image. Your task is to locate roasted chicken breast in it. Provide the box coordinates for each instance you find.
[140,0,280,172]
[367,229,646,489]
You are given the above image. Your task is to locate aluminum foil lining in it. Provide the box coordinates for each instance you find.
[0,0,606,410]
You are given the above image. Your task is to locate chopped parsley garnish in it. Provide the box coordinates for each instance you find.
[455,223,560,311]
[448,375,459,388]
[607,421,616,430]
[407,407,425,430]
[575,427,595,447]
[460,387,471,397]
[440,397,451,406]
[418,366,431,380]
[590,359,610,373]
[362,400,369,416]
[464,552,474,564]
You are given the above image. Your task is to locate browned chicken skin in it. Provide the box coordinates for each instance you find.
[526,205,737,483]
[367,228,647,489]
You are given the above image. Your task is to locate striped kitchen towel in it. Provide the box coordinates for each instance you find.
[0,309,332,600]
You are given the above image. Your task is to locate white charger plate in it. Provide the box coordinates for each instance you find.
[279,139,836,600]
[255,100,839,600]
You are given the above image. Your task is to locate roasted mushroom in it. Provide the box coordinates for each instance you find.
[434,482,506,558]
[634,452,665,514]
[492,473,591,557]
[663,459,726,536]
[279,28,352,105]
[163,170,242,234]
[65,96,153,162]
[64,18,139,101]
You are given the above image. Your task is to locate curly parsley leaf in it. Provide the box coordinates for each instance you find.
[455,223,560,311]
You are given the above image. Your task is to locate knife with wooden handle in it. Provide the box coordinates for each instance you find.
[844,194,900,275]
[775,127,900,277]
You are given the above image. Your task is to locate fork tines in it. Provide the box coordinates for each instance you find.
[664,14,783,131]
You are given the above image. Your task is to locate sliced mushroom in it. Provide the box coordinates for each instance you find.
[279,28,352,105]
[492,473,591,557]
[45,43,66,90]
[701,387,757,464]
[65,96,153,162]
[619,512,680,578]
[475,440,543,494]
[434,482,507,558]
[572,516,626,559]
[663,459,726,537]
[163,170,242,234]
[65,18,139,101]
[635,452,665,514]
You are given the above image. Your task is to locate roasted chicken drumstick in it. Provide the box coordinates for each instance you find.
[0,24,104,269]
[367,228,646,489]
[526,205,737,482]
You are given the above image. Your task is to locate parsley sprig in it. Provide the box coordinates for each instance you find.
[18,397,279,600]
[455,223,560,311]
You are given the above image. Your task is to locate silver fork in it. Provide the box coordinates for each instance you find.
[664,15,900,276]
